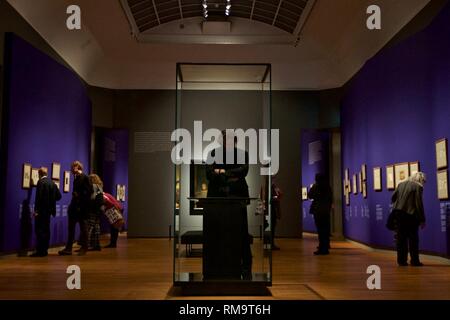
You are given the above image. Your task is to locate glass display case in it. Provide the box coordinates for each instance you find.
[173,63,272,294]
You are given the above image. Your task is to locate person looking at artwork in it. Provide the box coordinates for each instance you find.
[30,167,61,257]
[308,173,332,255]
[206,130,252,280]
[103,192,124,248]
[59,161,92,256]
[391,172,426,266]
[88,174,104,251]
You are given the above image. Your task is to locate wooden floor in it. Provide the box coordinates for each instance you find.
[0,234,449,300]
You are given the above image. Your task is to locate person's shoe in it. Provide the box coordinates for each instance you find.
[314,250,329,255]
[104,244,117,248]
[272,245,280,251]
[77,249,87,256]
[398,262,408,266]
[410,262,424,267]
[58,249,72,256]
[29,252,47,257]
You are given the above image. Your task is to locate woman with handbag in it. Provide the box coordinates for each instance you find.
[103,192,124,248]
[87,174,104,251]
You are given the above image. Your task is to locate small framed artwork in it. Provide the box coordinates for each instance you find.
[352,174,357,195]
[436,138,448,169]
[121,185,126,202]
[409,161,420,175]
[361,164,367,181]
[373,167,382,191]
[63,171,71,193]
[386,165,395,190]
[301,187,308,200]
[437,170,448,200]
[345,191,350,206]
[31,168,39,187]
[116,184,121,201]
[22,163,32,189]
[362,181,367,198]
[344,169,349,182]
[395,162,410,188]
[52,162,61,180]
[358,172,362,194]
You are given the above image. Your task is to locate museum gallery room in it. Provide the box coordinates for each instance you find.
[0,0,450,301]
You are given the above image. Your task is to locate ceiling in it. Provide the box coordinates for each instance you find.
[7,0,431,90]
[124,0,309,34]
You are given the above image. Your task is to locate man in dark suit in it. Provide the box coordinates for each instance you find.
[206,131,252,279]
[391,172,426,266]
[308,173,333,255]
[59,161,92,256]
[30,167,61,257]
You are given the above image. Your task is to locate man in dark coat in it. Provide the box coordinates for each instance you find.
[59,161,92,256]
[206,131,252,279]
[391,172,426,266]
[30,167,61,257]
[308,173,333,255]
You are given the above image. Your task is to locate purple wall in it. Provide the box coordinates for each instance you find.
[98,129,129,232]
[341,3,450,256]
[0,33,91,252]
[301,129,330,232]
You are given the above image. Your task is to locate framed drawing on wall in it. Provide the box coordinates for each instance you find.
[345,191,350,206]
[358,172,362,193]
[437,170,448,200]
[373,167,382,191]
[52,162,61,180]
[301,187,308,200]
[121,185,126,202]
[394,162,410,188]
[22,163,32,189]
[63,171,70,193]
[386,165,395,190]
[409,161,420,175]
[361,164,367,181]
[344,169,349,182]
[362,181,367,198]
[31,168,39,187]
[116,184,121,201]
[436,138,448,169]
[352,174,357,195]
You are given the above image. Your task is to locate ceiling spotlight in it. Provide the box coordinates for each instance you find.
[202,3,207,8]
[226,4,231,9]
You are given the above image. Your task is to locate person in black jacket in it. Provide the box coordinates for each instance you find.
[206,131,252,279]
[59,161,93,256]
[308,173,332,255]
[391,172,426,266]
[30,167,61,257]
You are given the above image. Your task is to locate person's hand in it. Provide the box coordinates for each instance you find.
[420,222,426,229]
[214,169,221,174]
[219,169,225,174]
[32,212,38,217]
